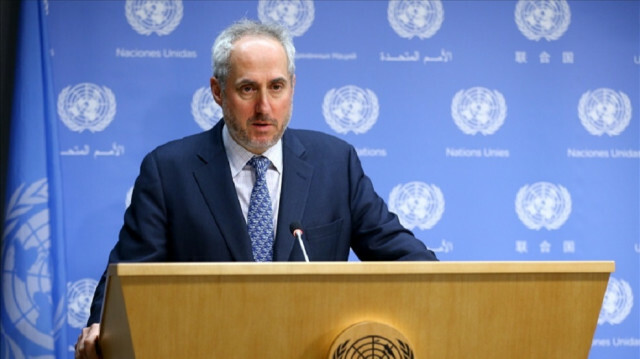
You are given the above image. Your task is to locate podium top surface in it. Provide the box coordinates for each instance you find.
[108,260,614,277]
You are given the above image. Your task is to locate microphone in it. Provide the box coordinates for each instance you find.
[289,222,310,262]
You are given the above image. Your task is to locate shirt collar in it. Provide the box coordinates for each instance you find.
[222,123,283,176]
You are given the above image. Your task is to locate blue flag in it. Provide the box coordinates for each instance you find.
[2,1,68,358]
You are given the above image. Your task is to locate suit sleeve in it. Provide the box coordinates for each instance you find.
[346,146,438,261]
[87,150,170,325]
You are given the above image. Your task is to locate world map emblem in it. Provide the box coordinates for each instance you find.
[515,0,571,41]
[67,278,98,328]
[258,0,315,37]
[515,182,571,230]
[389,181,444,230]
[332,335,413,359]
[451,87,507,135]
[329,322,414,359]
[125,0,183,36]
[57,82,116,133]
[191,86,222,131]
[323,85,379,135]
[598,276,634,325]
[578,88,632,136]
[2,179,65,356]
[388,0,444,39]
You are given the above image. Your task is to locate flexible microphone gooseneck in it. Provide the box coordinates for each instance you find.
[289,222,310,262]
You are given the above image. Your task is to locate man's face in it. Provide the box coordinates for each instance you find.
[211,36,295,154]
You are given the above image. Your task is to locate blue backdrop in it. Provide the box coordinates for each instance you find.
[2,1,639,358]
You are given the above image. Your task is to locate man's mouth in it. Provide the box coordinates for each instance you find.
[249,117,276,128]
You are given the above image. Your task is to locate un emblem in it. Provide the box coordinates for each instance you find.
[598,276,634,325]
[451,87,507,135]
[329,322,414,359]
[388,0,444,39]
[191,86,222,131]
[323,85,379,135]
[515,0,570,41]
[57,83,116,133]
[578,88,632,136]
[67,278,98,329]
[515,182,571,230]
[389,182,444,230]
[2,179,65,354]
[125,0,183,36]
[258,0,315,37]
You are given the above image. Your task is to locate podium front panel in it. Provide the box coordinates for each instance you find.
[100,261,613,359]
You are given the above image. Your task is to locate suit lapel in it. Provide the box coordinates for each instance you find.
[193,122,254,261]
[273,131,313,261]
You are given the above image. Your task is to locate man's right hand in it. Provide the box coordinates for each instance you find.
[75,323,101,359]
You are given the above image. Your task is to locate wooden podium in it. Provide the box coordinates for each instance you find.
[99,261,613,358]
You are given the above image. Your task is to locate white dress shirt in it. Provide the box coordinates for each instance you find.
[222,124,283,235]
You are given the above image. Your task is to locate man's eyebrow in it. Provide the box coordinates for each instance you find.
[235,77,289,87]
[269,76,288,84]
[235,79,258,87]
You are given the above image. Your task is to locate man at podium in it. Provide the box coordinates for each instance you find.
[75,19,437,359]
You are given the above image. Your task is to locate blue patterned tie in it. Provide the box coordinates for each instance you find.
[247,156,274,262]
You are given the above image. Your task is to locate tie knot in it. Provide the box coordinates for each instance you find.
[248,156,270,177]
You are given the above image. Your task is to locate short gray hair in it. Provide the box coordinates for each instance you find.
[211,19,296,90]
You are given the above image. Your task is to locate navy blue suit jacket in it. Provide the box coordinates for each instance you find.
[88,120,437,324]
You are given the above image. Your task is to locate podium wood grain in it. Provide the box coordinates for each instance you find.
[100,261,613,359]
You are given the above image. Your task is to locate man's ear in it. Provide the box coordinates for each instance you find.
[210,77,223,106]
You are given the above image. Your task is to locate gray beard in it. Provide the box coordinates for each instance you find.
[222,102,292,154]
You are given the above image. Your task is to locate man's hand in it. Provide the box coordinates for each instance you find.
[75,323,101,359]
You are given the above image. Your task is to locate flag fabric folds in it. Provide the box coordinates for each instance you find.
[1,1,68,358]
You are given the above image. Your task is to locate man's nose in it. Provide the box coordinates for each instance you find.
[255,91,271,114]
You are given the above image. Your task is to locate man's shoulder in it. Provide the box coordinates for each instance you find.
[285,128,351,151]
[146,128,219,165]
[155,128,217,152]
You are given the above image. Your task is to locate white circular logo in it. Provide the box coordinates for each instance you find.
[389,182,445,230]
[57,83,116,133]
[578,88,632,136]
[451,87,507,135]
[515,182,571,230]
[515,0,571,41]
[388,0,444,39]
[125,0,183,36]
[323,85,379,135]
[2,179,65,353]
[191,86,222,131]
[258,0,315,37]
[598,277,634,325]
[67,278,98,329]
